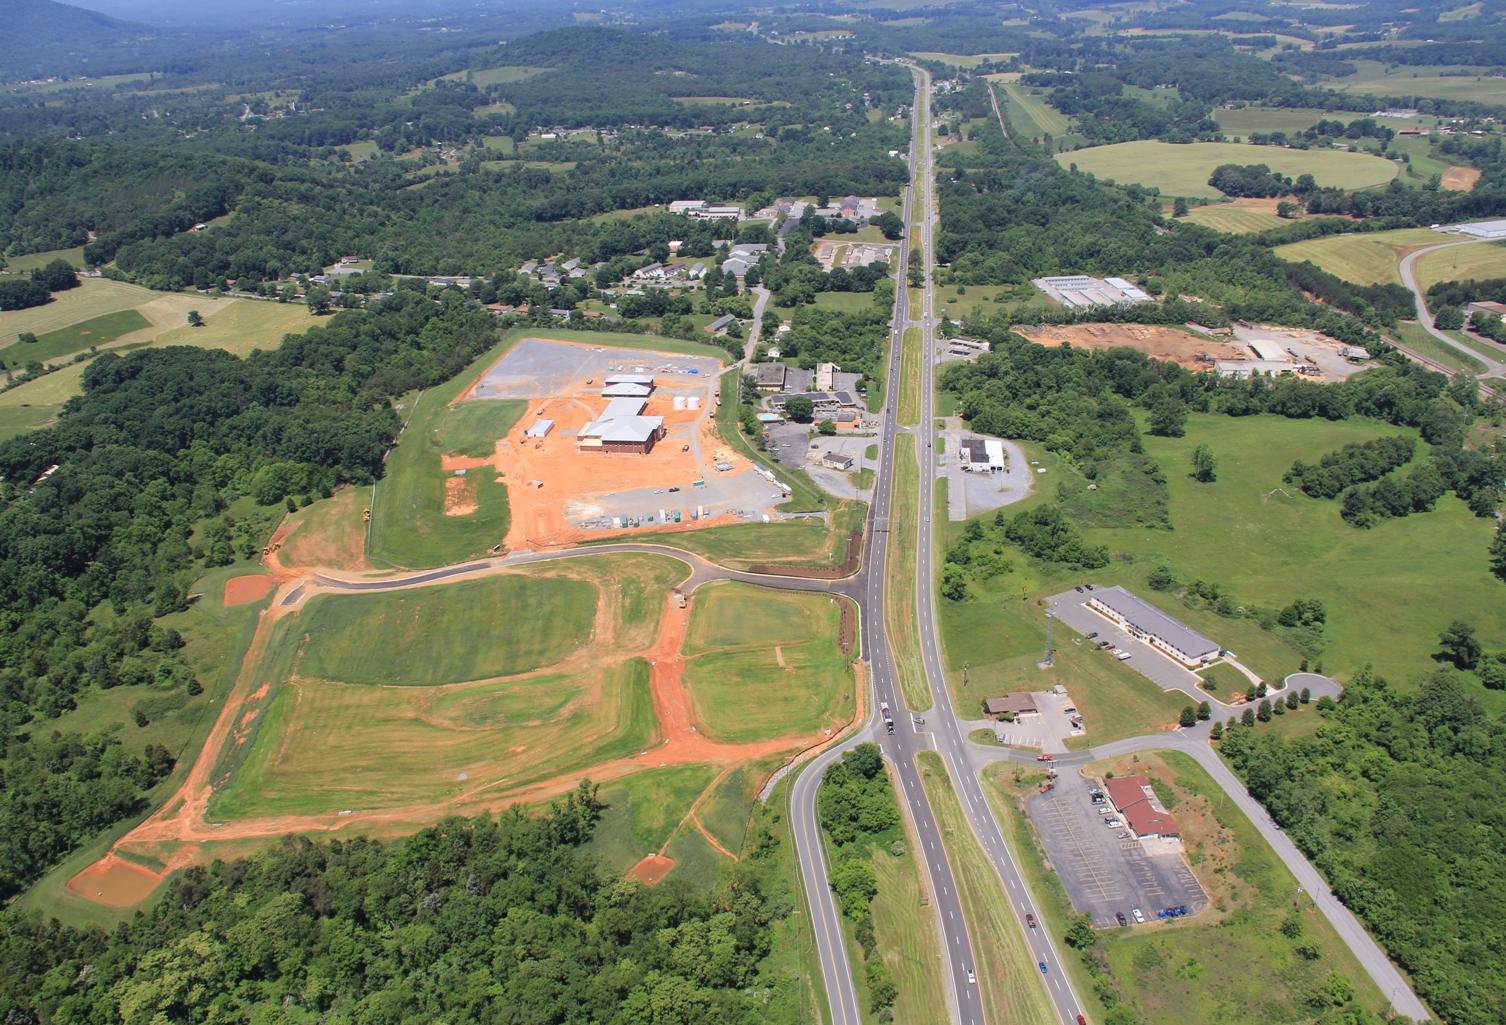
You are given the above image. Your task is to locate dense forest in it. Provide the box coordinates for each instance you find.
[0,784,808,1025]
[1220,670,1506,1025]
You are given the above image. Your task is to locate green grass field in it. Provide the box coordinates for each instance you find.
[917,752,1058,1025]
[0,404,57,440]
[587,762,720,872]
[1328,60,1506,105]
[1084,413,1506,689]
[368,337,525,569]
[811,290,883,315]
[899,327,922,426]
[998,81,1071,137]
[4,245,87,272]
[296,573,596,686]
[0,278,160,338]
[1062,141,1399,199]
[983,752,1388,1025]
[1388,321,1488,374]
[1415,240,1506,292]
[1212,106,1368,137]
[2,308,148,365]
[682,582,854,743]
[1179,202,1288,234]
[1273,227,1442,285]
[910,51,1017,67]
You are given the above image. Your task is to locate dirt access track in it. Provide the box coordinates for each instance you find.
[74,562,860,907]
[458,337,784,550]
[1016,323,1248,369]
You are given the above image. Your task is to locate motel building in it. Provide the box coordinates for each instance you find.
[1086,585,1221,668]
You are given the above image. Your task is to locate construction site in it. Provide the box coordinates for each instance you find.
[462,338,790,548]
[1014,323,1371,380]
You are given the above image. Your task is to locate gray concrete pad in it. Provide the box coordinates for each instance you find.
[803,434,877,501]
[939,428,1032,522]
[766,422,813,468]
[564,465,782,528]
[1025,768,1207,928]
[966,690,1082,753]
[466,337,722,401]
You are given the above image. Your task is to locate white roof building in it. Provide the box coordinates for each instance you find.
[1458,219,1506,239]
[604,373,655,386]
[602,382,654,398]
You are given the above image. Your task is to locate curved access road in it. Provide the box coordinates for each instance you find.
[1397,237,1505,382]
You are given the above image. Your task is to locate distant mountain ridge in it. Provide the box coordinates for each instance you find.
[0,0,164,79]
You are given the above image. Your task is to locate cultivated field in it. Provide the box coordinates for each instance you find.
[984,752,1389,1025]
[1179,198,1288,234]
[1327,60,1506,106]
[1060,141,1399,199]
[1272,227,1442,285]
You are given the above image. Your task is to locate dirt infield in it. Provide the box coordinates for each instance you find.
[1015,324,1248,368]
[628,854,675,884]
[1442,166,1482,191]
[223,574,276,607]
[66,854,166,907]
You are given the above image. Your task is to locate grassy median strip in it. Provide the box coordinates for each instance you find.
[918,752,1057,1025]
[885,434,931,711]
[899,327,922,427]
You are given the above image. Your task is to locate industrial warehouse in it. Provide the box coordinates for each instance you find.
[1031,274,1153,309]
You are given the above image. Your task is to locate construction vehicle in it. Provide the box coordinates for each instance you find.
[363,508,371,521]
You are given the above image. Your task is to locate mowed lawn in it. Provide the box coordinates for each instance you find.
[1,309,148,365]
[1061,141,1398,199]
[297,573,596,686]
[1273,227,1442,285]
[1414,239,1506,292]
[1179,202,1287,234]
[998,81,1070,136]
[0,278,159,339]
[1084,413,1506,689]
[1212,106,1368,137]
[682,582,854,743]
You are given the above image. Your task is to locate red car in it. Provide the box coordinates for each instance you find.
[1036,754,1054,762]
[1077,1016,1088,1025]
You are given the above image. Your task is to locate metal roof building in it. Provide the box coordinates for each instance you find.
[523,419,554,439]
[602,381,654,398]
[1086,586,1220,666]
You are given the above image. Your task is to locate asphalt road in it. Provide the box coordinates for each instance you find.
[1397,237,1504,382]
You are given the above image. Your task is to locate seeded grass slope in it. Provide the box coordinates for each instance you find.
[297,574,596,686]
[682,581,854,744]
[1060,141,1399,199]
[209,556,682,821]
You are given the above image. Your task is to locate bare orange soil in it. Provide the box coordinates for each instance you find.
[1016,323,1247,369]
[76,585,857,904]
[1442,166,1482,191]
[66,854,167,907]
[628,854,675,884]
[223,574,276,607]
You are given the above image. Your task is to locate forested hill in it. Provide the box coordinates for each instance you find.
[0,784,801,1024]
[0,0,165,77]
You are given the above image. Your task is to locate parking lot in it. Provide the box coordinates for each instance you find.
[1025,769,1206,928]
[1047,588,1211,705]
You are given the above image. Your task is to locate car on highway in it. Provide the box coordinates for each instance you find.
[1039,961,1048,974]
[1132,907,1145,923]
[1078,1016,1087,1025]
[966,968,975,985]
[1026,913,1036,929]
[1036,753,1054,762]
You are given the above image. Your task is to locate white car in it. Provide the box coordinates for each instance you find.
[1105,817,1121,827]
[1132,907,1145,924]
[1116,652,1132,661]
[966,969,976,985]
